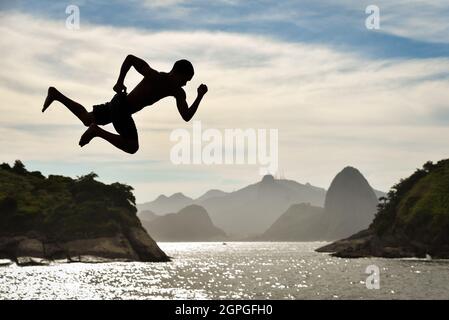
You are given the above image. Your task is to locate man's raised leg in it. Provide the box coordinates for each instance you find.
[42,87,94,126]
[79,124,139,154]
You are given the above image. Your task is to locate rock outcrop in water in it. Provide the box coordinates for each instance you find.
[141,205,226,241]
[318,160,449,258]
[0,160,169,265]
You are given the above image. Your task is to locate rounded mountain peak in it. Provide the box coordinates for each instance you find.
[324,166,379,239]
[261,174,275,183]
[340,166,362,175]
[177,204,209,216]
[155,194,168,201]
[327,166,374,196]
[171,192,189,199]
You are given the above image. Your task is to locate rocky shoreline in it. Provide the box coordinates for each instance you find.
[317,160,449,259]
[0,161,171,267]
[316,229,449,259]
[0,227,170,266]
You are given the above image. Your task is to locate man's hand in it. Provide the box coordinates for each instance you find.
[113,82,127,93]
[197,84,208,96]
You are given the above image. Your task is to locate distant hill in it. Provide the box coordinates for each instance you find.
[138,192,193,214]
[258,203,326,241]
[0,160,168,265]
[323,166,379,240]
[195,189,229,202]
[141,205,226,241]
[318,160,449,258]
[373,189,386,200]
[137,189,229,213]
[137,210,159,222]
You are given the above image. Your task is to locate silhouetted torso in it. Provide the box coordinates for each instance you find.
[126,71,182,114]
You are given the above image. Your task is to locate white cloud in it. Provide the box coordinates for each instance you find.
[374,0,449,43]
[1,12,449,201]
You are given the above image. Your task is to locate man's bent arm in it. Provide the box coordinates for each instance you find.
[176,85,208,122]
[115,55,152,88]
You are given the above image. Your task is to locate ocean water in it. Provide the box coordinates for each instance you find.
[0,242,448,300]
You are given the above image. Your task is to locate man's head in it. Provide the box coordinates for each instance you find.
[171,59,194,87]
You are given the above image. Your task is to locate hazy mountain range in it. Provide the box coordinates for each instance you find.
[138,169,386,240]
[138,175,329,237]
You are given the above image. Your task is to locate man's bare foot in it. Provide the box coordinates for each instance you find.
[42,87,58,112]
[79,124,98,147]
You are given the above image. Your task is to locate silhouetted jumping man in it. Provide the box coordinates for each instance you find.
[42,55,208,154]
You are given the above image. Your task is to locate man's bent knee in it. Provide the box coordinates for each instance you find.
[127,140,139,154]
[83,113,95,127]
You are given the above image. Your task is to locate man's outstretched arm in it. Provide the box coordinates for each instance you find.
[113,55,153,93]
[176,84,208,122]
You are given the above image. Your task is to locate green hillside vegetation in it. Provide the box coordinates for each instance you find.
[373,160,449,248]
[319,159,449,258]
[0,160,140,241]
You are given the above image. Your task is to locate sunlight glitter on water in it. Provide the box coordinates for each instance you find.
[0,242,448,299]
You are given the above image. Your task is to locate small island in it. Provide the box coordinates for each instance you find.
[0,160,169,265]
[317,159,449,258]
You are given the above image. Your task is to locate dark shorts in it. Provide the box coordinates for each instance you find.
[92,93,138,140]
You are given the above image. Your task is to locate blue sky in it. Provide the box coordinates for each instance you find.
[6,0,449,59]
[1,0,449,202]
